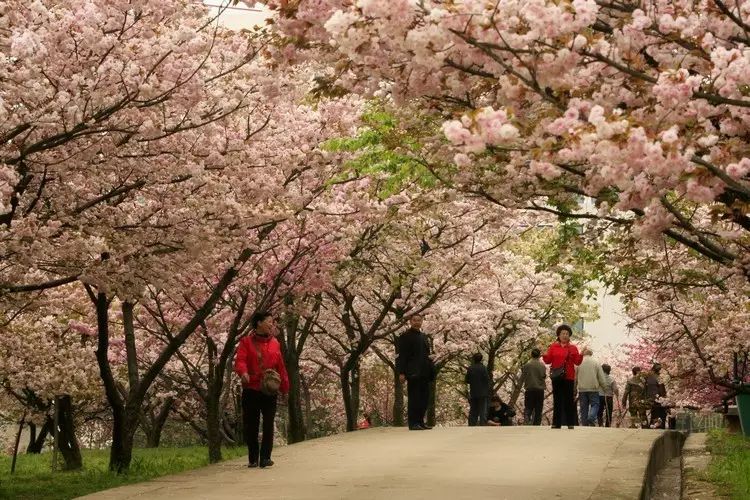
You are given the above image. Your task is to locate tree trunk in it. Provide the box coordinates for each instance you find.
[392,369,405,426]
[94,291,130,473]
[26,418,51,453]
[144,397,173,448]
[221,413,238,445]
[301,373,314,435]
[26,422,36,452]
[55,395,82,471]
[508,375,523,408]
[487,347,498,393]
[11,415,24,474]
[109,408,139,474]
[351,364,360,426]
[234,391,244,445]
[144,429,159,449]
[204,330,224,464]
[281,301,316,444]
[206,392,222,463]
[340,366,360,432]
[286,357,306,443]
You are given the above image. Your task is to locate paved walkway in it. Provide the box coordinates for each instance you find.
[79,427,663,500]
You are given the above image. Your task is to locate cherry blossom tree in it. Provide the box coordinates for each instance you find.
[622,243,750,408]
[0,0,362,472]
[260,0,750,284]
[0,284,103,469]
[144,215,344,461]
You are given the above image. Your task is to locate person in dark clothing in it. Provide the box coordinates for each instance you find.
[645,363,668,429]
[487,395,516,426]
[396,313,434,430]
[465,353,491,426]
[520,348,546,425]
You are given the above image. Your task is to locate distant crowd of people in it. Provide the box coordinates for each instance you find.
[396,319,670,431]
[460,324,669,430]
[232,313,670,469]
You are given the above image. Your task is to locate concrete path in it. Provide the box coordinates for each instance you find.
[79,427,663,500]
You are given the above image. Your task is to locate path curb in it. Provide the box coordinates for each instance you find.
[640,430,686,499]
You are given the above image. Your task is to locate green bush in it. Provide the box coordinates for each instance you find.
[707,429,750,499]
[0,446,246,500]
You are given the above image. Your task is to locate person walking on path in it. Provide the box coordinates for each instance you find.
[465,353,491,426]
[234,312,290,468]
[520,348,546,425]
[645,363,668,429]
[597,364,620,427]
[396,313,435,430]
[576,348,607,426]
[543,324,583,429]
[621,366,647,428]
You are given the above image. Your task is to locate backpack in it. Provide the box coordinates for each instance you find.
[253,338,281,396]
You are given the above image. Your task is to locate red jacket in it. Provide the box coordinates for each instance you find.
[543,342,583,381]
[234,334,290,394]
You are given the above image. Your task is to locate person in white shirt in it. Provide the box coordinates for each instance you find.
[576,348,607,426]
[597,364,620,427]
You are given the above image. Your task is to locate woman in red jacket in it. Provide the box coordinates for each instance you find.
[234,312,290,468]
[543,324,583,429]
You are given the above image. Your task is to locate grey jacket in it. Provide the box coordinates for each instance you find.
[521,359,546,391]
[576,356,607,392]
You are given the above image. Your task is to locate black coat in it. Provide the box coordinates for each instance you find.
[488,403,515,426]
[396,328,434,380]
[464,362,491,399]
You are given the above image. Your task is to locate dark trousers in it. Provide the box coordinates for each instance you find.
[468,397,488,426]
[524,389,544,425]
[551,378,576,427]
[242,388,277,463]
[597,396,614,427]
[407,377,430,427]
[650,404,667,429]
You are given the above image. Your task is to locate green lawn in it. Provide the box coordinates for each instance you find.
[0,446,246,500]
[707,429,750,499]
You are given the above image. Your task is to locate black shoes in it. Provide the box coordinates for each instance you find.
[259,459,274,468]
[551,425,561,429]
[420,424,433,430]
[248,462,258,468]
[568,426,575,429]
[409,425,426,430]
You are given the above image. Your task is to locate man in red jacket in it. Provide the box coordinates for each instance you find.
[235,311,290,468]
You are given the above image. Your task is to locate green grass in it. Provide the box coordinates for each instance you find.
[0,446,246,500]
[707,429,750,499]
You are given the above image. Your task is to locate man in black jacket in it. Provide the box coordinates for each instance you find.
[465,353,490,426]
[396,313,434,430]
